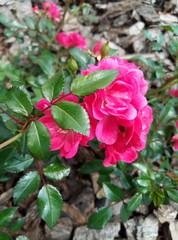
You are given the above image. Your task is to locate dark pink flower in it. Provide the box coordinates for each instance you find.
[56,32,87,49]
[93,41,103,55]
[82,57,153,166]
[42,1,60,22]
[32,5,40,13]
[171,121,178,150]
[35,94,96,158]
[168,90,178,98]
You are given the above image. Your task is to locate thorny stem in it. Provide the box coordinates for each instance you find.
[37,159,46,185]
[0,93,71,149]
[0,132,23,149]
[146,73,178,97]
[0,106,25,126]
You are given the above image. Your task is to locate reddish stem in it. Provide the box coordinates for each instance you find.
[0,106,25,126]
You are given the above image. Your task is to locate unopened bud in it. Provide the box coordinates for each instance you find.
[67,58,78,74]
[100,42,110,59]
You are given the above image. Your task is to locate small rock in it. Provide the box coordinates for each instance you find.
[0,0,14,5]
[113,14,128,27]
[159,14,178,24]
[154,205,177,223]
[15,0,32,19]
[128,22,145,36]
[170,221,178,240]
[45,217,73,240]
[124,218,136,240]
[112,201,122,216]
[73,222,120,240]
[136,4,160,23]
[137,214,159,240]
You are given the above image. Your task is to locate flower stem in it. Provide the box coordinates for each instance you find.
[0,132,23,149]
[146,73,178,97]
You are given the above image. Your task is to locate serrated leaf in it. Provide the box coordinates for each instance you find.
[88,206,112,229]
[52,101,89,136]
[120,203,131,222]
[42,70,64,102]
[8,218,25,233]
[13,171,40,204]
[127,193,142,212]
[43,163,70,180]
[37,185,63,228]
[167,189,178,203]
[71,70,118,96]
[5,88,32,116]
[0,207,18,228]
[0,232,12,240]
[103,182,124,202]
[5,154,34,173]
[69,48,95,70]
[27,121,50,160]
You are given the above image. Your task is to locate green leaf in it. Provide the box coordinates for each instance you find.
[8,218,25,232]
[37,185,63,229]
[43,163,70,180]
[132,163,148,174]
[137,176,151,187]
[88,206,112,229]
[103,182,124,202]
[52,101,89,136]
[0,207,18,228]
[127,193,143,212]
[42,69,64,102]
[0,232,12,240]
[16,236,30,240]
[69,48,95,70]
[25,16,35,29]
[120,203,131,222]
[151,25,178,35]
[167,189,178,203]
[5,88,32,116]
[159,101,176,123]
[80,160,103,174]
[71,70,118,96]
[13,171,40,204]
[5,154,34,173]
[27,121,50,160]
[0,13,11,27]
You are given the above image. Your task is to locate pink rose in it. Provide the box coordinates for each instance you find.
[35,94,96,158]
[42,1,60,22]
[82,57,153,166]
[56,32,87,49]
[93,41,104,55]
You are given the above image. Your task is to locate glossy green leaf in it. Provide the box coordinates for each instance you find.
[88,206,112,229]
[69,48,95,70]
[42,69,64,102]
[80,160,104,174]
[0,207,18,228]
[13,171,40,204]
[132,163,148,174]
[5,154,34,173]
[0,232,12,240]
[137,176,151,187]
[167,189,178,203]
[8,218,25,232]
[127,193,142,212]
[43,163,70,180]
[120,203,131,222]
[37,185,63,229]
[71,70,118,96]
[27,121,50,160]
[25,16,35,29]
[52,101,89,136]
[16,236,30,240]
[159,101,175,123]
[103,182,124,202]
[5,88,32,116]
[151,25,178,35]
